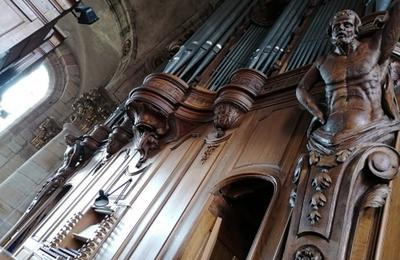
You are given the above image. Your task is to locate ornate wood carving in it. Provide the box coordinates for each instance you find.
[294,245,323,260]
[215,69,267,112]
[26,124,110,215]
[125,73,217,166]
[125,100,168,168]
[285,3,400,259]
[70,88,116,133]
[213,103,242,137]
[213,69,267,135]
[105,115,134,158]
[46,212,83,248]
[361,184,391,208]
[31,117,62,149]
[201,144,219,164]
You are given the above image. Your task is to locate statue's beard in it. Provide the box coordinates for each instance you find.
[331,34,358,53]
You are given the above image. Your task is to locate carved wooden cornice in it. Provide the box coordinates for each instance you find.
[215,69,267,112]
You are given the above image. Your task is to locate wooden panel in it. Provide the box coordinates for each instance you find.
[117,136,218,259]
[236,106,302,167]
[376,176,400,258]
[94,135,204,259]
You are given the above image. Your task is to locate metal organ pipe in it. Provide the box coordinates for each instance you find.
[259,0,309,73]
[181,0,253,80]
[304,0,346,65]
[287,0,332,70]
[163,0,239,74]
[207,25,268,91]
[247,0,300,68]
[251,0,308,73]
[186,4,251,84]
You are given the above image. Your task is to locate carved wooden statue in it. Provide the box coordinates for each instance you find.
[288,1,400,259]
[26,125,110,214]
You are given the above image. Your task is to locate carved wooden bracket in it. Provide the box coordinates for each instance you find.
[125,73,218,167]
[215,69,267,112]
[124,69,268,165]
[213,69,267,135]
[105,116,134,158]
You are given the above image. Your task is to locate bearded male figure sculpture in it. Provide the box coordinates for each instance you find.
[296,4,400,158]
[285,2,400,259]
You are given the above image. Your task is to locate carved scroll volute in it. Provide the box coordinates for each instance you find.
[213,69,267,135]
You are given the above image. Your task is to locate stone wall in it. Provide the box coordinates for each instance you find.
[0,124,82,237]
[0,47,80,183]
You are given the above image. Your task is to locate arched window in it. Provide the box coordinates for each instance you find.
[0,63,50,132]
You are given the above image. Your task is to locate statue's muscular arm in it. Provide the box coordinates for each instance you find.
[379,0,400,63]
[296,61,325,124]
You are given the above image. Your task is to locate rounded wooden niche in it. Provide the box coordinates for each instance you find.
[182,174,276,260]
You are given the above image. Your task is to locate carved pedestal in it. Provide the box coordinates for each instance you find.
[286,144,400,259]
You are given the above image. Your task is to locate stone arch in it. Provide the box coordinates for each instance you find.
[0,44,81,183]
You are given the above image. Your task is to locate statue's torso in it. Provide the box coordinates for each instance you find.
[317,40,385,134]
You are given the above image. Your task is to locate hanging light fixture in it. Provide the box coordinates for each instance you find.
[72,1,99,25]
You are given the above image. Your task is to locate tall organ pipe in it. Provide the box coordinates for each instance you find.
[207,25,268,90]
[186,2,252,83]
[209,29,261,89]
[258,0,309,73]
[251,0,307,71]
[287,0,332,70]
[247,0,300,68]
[163,0,239,74]
[180,0,253,80]
[306,0,348,64]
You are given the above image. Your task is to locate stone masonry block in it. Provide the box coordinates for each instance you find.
[13,134,26,146]
[0,145,13,159]
[7,138,23,153]
[19,161,54,185]
[4,172,36,196]
[0,185,25,209]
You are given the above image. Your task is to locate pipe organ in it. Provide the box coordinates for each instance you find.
[3,0,400,259]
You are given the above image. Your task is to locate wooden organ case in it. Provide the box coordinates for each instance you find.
[4,0,400,259]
